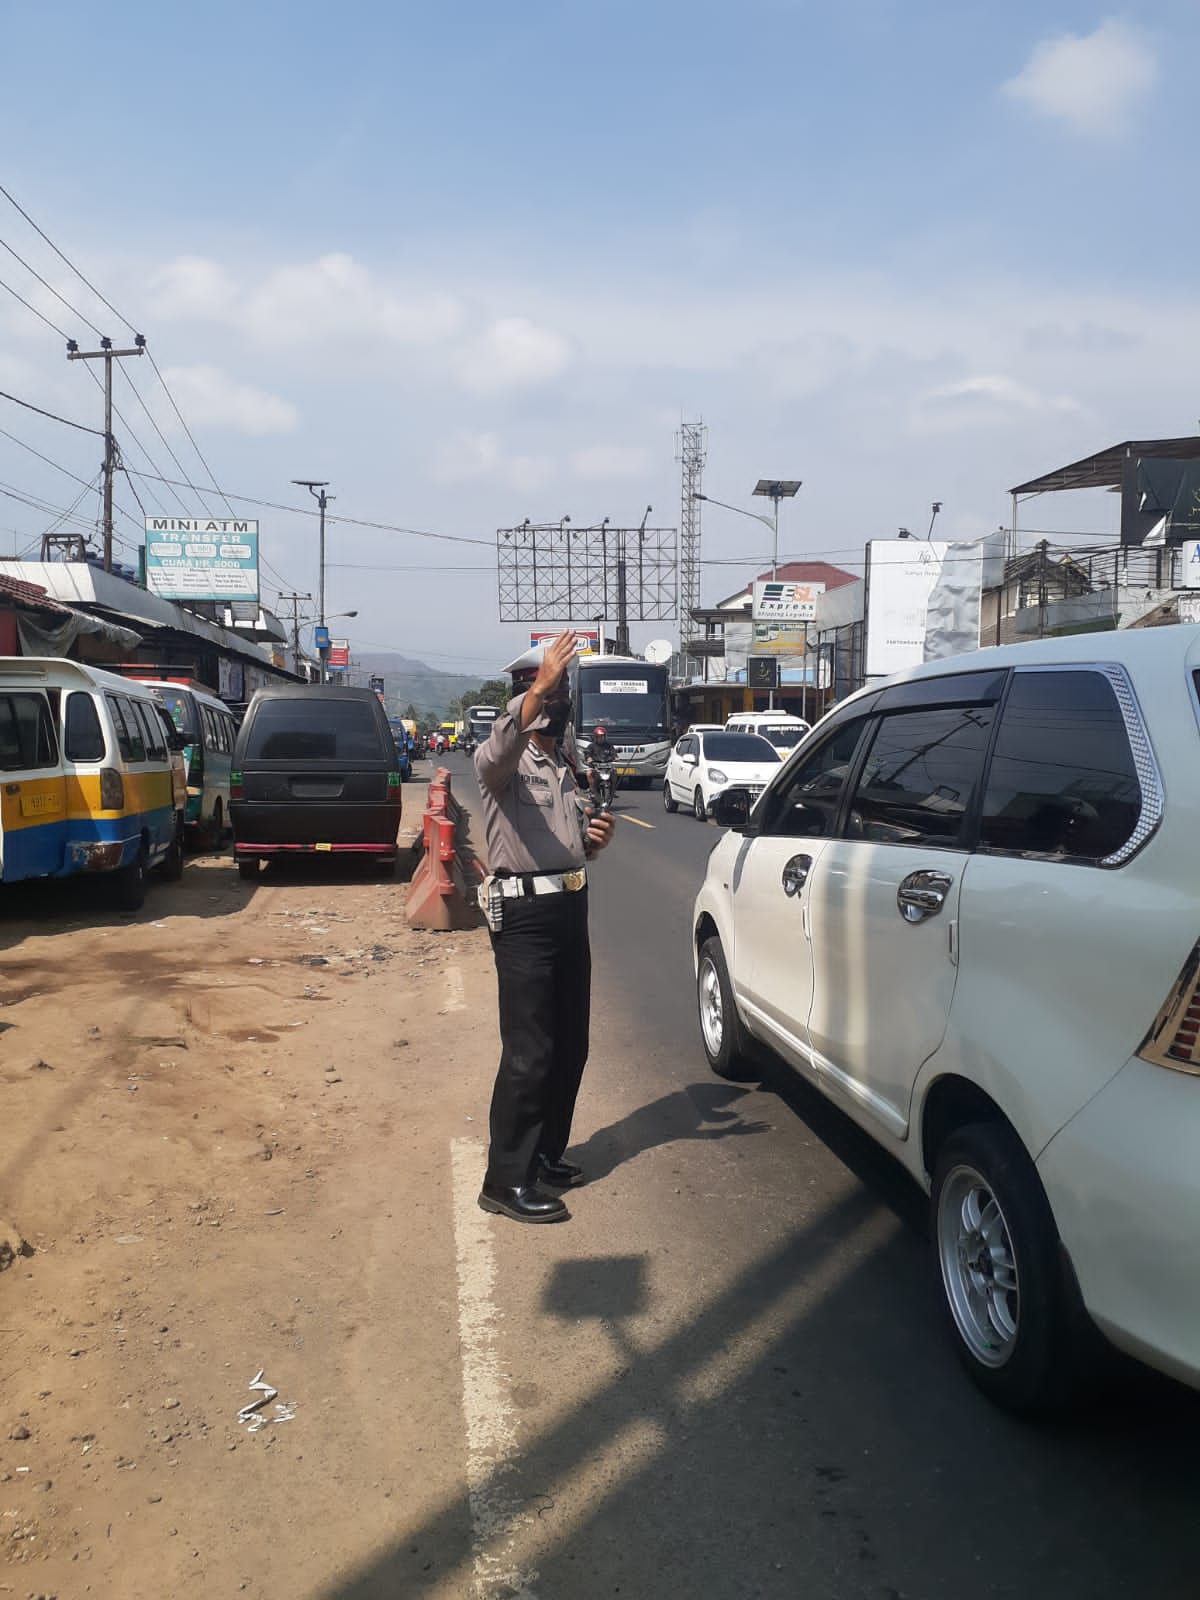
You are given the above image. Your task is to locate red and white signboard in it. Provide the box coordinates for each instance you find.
[327,639,350,669]
[529,631,600,654]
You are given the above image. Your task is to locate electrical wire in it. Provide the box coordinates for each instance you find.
[0,425,142,531]
[0,183,139,337]
[77,363,185,517]
[123,467,495,547]
[144,347,236,518]
[0,387,103,435]
[120,360,219,517]
[0,272,69,339]
[0,231,103,337]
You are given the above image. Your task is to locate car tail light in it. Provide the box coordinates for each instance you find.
[230,770,243,800]
[1139,945,1200,1075]
[99,767,124,810]
[387,771,402,804]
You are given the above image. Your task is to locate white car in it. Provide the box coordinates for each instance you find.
[664,730,781,820]
[693,626,1200,1413]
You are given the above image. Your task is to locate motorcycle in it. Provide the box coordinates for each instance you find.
[590,759,617,811]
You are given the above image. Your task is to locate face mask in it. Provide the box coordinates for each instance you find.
[540,700,571,738]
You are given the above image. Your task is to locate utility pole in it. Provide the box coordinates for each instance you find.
[292,480,332,680]
[67,333,145,572]
[279,591,312,677]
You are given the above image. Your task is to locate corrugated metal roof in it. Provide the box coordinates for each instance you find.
[0,573,72,615]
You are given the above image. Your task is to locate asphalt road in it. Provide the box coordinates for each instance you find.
[418,752,1200,1600]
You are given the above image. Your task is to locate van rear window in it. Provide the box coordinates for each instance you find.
[244,700,386,763]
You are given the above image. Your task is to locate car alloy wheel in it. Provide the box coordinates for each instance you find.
[936,1163,1019,1369]
[695,936,756,1081]
[698,950,724,1058]
[693,786,706,821]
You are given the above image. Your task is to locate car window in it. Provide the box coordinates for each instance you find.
[132,699,167,762]
[979,670,1142,863]
[759,717,872,838]
[701,734,778,761]
[156,688,199,740]
[676,736,695,758]
[105,694,136,760]
[0,692,58,771]
[154,704,179,754]
[64,691,106,763]
[118,695,147,761]
[848,705,994,847]
[244,699,387,762]
[761,726,806,749]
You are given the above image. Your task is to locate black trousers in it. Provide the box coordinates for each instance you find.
[486,887,591,1187]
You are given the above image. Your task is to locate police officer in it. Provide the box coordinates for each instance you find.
[474,630,615,1223]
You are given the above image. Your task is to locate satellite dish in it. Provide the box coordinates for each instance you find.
[645,639,672,665]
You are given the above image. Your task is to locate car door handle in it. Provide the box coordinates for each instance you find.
[897,870,954,924]
[781,854,812,898]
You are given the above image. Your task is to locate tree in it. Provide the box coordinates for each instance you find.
[475,678,510,710]
[402,702,420,723]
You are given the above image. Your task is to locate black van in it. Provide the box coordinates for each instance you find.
[230,686,402,879]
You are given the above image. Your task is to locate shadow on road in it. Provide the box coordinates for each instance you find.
[570,1081,774,1183]
[325,1164,1200,1600]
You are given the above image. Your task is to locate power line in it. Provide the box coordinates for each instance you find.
[0,424,141,530]
[0,183,139,337]
[0,230,102,337]
[0,272,68,339]
[121,360,219,517]
[0,387,103,435]
[145,347,234,517]
[123,466,494,546]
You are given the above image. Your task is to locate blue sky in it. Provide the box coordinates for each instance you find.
[0,0,1194,671]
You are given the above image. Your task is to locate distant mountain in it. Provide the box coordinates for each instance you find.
[353,651,488,719]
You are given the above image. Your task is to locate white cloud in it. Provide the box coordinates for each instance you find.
[431,429,552,492]
[456,316,571,394]
[158,364,298,436]
[149,255,238,320]
[912,374,1082,433]
[569,445,652,480]
[1003,19,1156,138]
[149,252,464,349]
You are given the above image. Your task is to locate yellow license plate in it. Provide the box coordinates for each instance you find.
[616,767,635,776]
[21,792,63,817]
[315,842,332,852]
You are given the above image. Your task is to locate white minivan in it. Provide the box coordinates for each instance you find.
[724,711,811,756]
[694,626,1200,1412]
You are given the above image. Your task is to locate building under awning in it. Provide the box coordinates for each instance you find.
[1010,436,1200,547]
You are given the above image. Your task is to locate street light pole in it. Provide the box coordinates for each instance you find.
[293,479,332,678]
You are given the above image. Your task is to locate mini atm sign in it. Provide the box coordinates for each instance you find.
[752,580,824,621]
[144,518,260,602]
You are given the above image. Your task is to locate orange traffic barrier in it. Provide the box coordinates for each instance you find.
[406,767,485,931]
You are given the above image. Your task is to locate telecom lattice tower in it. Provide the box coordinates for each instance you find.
[675,419,707,668]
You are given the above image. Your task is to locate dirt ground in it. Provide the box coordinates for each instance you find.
[0,841,501,1598]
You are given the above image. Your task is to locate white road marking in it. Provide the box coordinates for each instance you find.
[450,1137,541,1600]
[444,966,466,1012]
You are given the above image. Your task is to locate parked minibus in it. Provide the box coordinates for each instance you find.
[119,673,239,848]
[0,658,185,908]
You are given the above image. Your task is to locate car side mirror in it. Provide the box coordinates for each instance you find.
[711,788,752,830]
[167,729,189,752]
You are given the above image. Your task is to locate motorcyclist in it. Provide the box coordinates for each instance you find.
[586,725,617,806]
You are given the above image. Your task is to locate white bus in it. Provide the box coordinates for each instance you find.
[570,655,672,788]
[465,704,500,748]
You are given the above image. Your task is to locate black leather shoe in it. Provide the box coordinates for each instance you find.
[478,1183,569,1223]
[536,1155,585,1188]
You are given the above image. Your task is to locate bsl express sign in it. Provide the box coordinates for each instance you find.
[144,518,260,602]
[752,579,824,621]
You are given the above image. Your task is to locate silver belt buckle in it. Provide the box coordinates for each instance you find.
[561,869,586,893]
